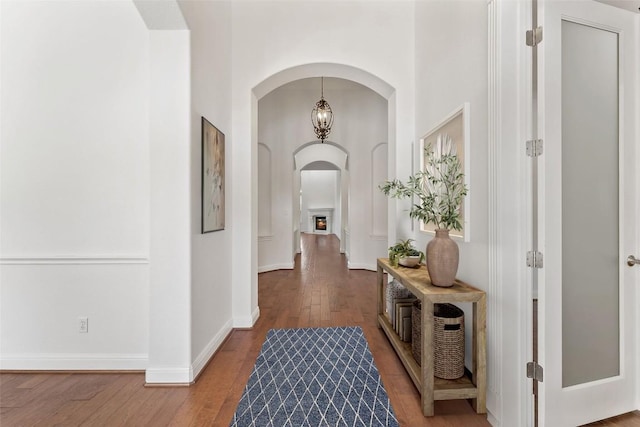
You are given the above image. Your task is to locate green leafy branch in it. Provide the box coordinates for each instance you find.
[379,134,468,231]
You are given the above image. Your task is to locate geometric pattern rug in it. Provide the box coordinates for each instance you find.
[229,326,399,427]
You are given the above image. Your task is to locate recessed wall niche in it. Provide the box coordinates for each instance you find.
[257,76,388,272]
[258,143,272,237]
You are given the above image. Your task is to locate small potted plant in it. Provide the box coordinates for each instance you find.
[388,239,425,268]
[380,134,468,286]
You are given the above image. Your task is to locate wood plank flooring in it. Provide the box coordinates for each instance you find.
[1,233,638,426]
[585,412,640,427]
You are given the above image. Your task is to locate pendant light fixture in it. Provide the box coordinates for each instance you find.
[311,77,333,143]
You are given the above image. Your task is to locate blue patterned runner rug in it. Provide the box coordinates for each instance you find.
[230,326,399,427]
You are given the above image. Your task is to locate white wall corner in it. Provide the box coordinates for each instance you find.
[145,367,192,385]
[191,319,233,379]
[487,408,500,427]
[233,306,260,328]
[133,0,187,30]
[148,29,192,384]
[486,390,501,426]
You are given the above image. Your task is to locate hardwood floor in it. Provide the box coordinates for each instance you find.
[584,412,640,427]
[0,233,638,426]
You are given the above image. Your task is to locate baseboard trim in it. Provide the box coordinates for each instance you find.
[0,369,144,374]
[487,409,499,426]
[258,263,294,273]
[145,367,191,384]
[191,320,233,381]
[346,262,377,271]
[233,306,260,328]
[144,382,191,388]
[0,326,249,386]
[252,306,260,325]
[486,388,500,425]
[0,353,148,371]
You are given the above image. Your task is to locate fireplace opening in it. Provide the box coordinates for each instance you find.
[315,216,327,231]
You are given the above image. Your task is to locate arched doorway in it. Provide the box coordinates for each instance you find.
[294,144,349,257]
[256,75,389,274]
[234,63,398,328]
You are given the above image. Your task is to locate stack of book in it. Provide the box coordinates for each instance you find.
[386,280,416,342]
[394,296,416,342]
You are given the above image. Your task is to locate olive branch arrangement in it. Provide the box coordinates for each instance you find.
[379,134,467,231]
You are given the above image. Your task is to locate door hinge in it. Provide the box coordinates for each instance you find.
[526,139,543,157]
[527,251,544,268]
[527,361,544,382]
[526,26,543,47]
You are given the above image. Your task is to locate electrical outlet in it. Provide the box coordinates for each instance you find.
[79,317,88,333]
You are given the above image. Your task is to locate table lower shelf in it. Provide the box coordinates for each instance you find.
[377,314,478,401]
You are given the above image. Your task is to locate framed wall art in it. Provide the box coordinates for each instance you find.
[201,117,225,233]
[419,103,470,242]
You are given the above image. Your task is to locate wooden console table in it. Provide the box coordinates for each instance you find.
[376,258,486,417]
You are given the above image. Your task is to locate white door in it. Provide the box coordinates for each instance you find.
[538,0,639,425]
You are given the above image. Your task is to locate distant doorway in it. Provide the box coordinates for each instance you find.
[300,168,340,238]
[293,144,349,259]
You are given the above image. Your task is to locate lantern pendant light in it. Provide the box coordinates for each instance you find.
[311,77,333,143]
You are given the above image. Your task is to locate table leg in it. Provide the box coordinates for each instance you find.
[421,297,435,416]
[377,265,384,329]
[472,294,487,413]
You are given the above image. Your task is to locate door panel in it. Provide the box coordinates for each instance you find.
[561,19,620,388]
[538,1,638,425]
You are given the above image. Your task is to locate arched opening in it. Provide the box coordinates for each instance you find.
[256,73,391,274]
[248,63,397,324]
[294,144,349,258]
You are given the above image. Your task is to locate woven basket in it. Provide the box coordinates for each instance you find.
[412,301,465,379]
[411,300,422,364]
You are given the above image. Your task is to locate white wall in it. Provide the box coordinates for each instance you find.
[333,169,342,240]
[414,1,488,274]
[0,0,150,369]
[177,0,234,381]
[414,0,493,419]
[258,143,273,236]
[371,143,389,238]
[146,30,192,383]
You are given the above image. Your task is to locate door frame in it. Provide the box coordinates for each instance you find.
[488,0,535,425]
